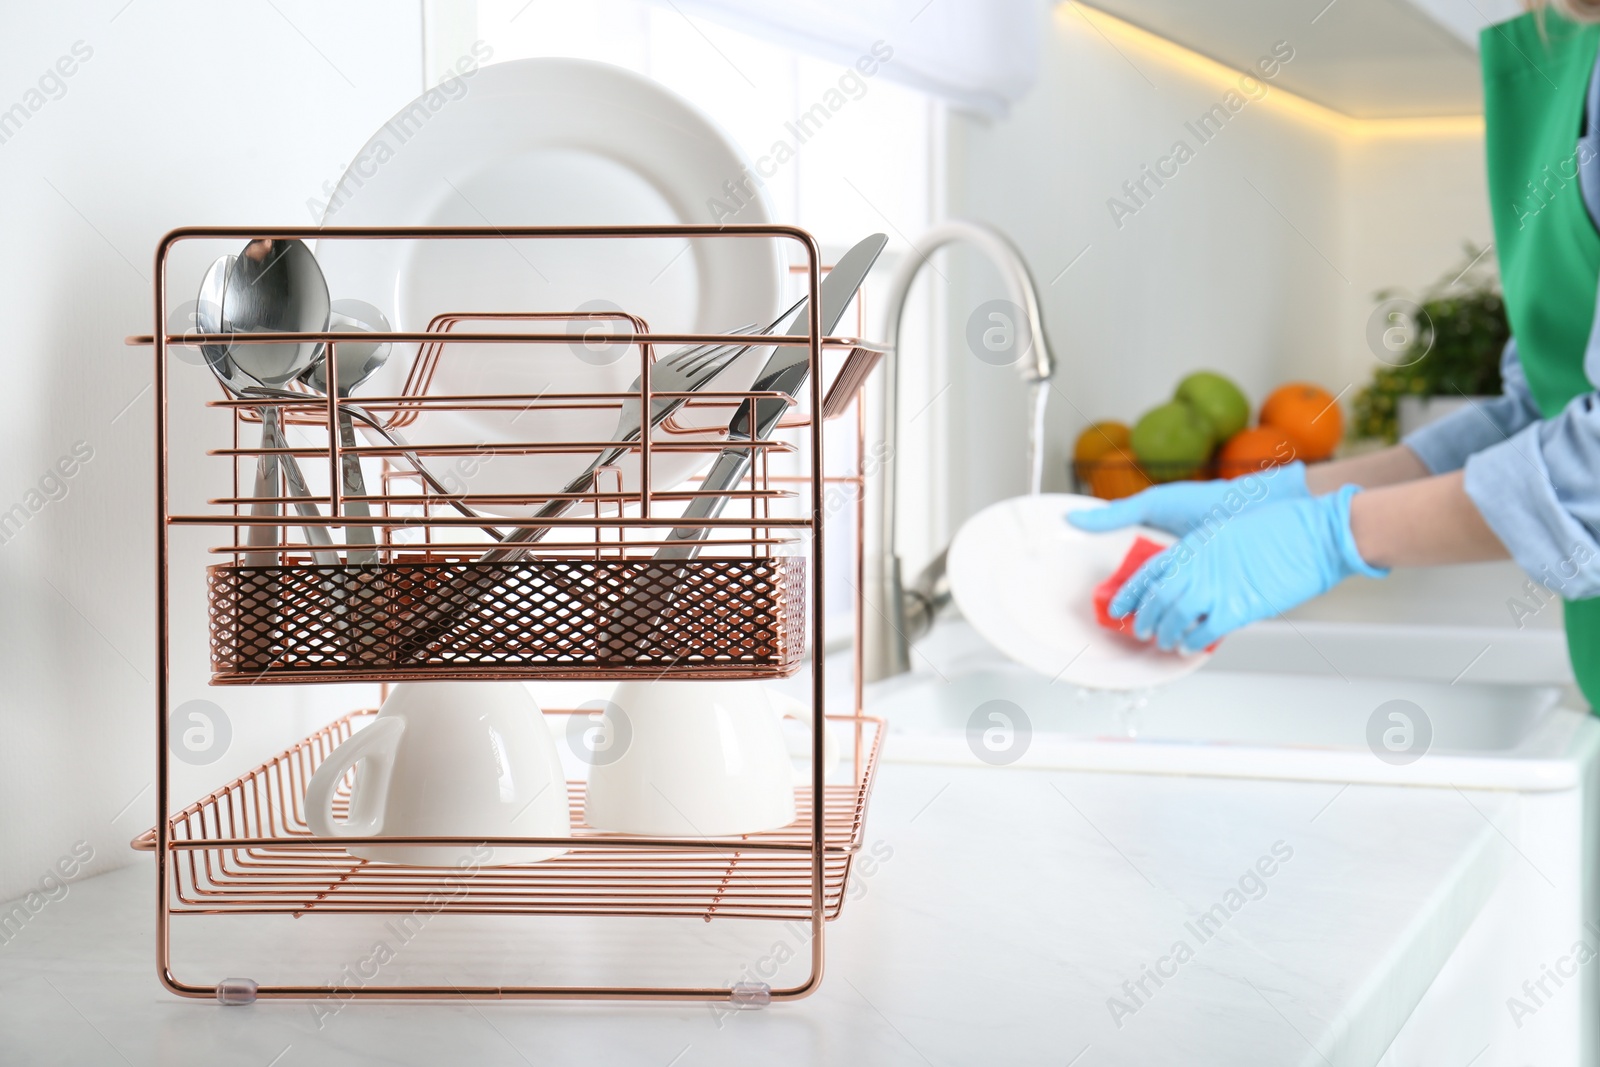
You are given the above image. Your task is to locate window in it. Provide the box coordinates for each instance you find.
[466,0,942,255]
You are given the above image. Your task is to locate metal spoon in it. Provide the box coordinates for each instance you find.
[213,240,338,566]
[197,255,278,567]
[200,253,333,565]
[301,299,391,565]
[222,238,328,386]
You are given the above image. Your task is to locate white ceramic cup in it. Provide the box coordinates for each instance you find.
[305,681,570,866]
[582,681,836,837]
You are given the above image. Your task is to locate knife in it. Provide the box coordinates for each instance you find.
[655,232,888,560]
[474,323,768,564]
[600,233,887,659]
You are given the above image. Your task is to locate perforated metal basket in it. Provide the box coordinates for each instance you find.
[206,555,807,682]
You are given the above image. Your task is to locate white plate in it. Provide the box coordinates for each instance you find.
[315,58,784,516]
[947,494,1213,691]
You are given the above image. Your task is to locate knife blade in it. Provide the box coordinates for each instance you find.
[655,232,888,560]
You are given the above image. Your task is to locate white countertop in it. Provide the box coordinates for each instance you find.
[0,759,1513,1066]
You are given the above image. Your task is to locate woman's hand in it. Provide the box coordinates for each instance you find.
[1109,485,1388,653]
[1067,462,1308,537]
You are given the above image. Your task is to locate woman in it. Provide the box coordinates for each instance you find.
[1069,0,1600,704]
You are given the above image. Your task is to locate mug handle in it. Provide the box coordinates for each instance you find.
[767,692,840,777]
[305,717,405,839]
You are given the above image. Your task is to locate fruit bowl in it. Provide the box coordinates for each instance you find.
[1069,456,1216,500]
[1070,376,1342,500]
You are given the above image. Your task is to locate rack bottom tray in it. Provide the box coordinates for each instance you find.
[136,709,882,923]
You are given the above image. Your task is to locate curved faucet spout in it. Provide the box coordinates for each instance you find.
[865,220,1057,683]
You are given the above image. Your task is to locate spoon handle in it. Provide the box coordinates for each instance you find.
[337,411,378,565]
[243,423,280,568]
[262,409,341,566]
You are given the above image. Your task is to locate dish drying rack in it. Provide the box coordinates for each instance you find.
[130,224,888,1003]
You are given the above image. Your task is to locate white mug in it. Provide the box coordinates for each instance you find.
[305,681,570,866]
[582,681,836,837]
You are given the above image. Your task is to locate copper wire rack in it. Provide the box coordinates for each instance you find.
[134,708,883,922]
[188,298,884,682]
[132,224,888,1004]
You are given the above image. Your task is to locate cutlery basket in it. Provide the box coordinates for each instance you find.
[134,224,889,1005]
[206,554,807,681]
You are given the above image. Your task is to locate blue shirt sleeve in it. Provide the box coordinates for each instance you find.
[1462,390,1600,598]
[1404,337,1600,599]
[1400,339,1541,473]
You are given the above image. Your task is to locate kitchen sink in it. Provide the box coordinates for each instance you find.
[872,660,1560,752]
[862,619,1597,791]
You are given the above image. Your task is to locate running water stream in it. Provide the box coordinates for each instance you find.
[1027,379,1049,496]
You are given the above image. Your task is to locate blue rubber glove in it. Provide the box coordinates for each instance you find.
[1109,484,1388,653]
[1068,461,1309,537]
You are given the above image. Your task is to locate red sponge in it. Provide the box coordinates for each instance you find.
[1093,536,1165,637]
[1091,536,1221,652]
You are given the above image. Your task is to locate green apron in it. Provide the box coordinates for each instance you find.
[1483,11,1600,704]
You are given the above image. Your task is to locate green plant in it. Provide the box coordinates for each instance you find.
[1352,244,1510,443]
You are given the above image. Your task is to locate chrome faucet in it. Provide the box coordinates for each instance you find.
[863,220,1057,682]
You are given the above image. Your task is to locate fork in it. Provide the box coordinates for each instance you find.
[477,315,790,561]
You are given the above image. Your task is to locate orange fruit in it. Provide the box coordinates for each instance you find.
[1259,382,1343,461]
[1217,426,1299,479]
[1089,460,1153,500]
[1073,421,1133,483]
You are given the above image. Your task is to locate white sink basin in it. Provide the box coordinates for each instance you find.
[864,620,1596,790]
[873,659,1561,752]
[1216,561,1573,685]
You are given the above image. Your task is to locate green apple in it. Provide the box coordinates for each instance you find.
[1175,371,1250,441]
[1131,401,1214,481]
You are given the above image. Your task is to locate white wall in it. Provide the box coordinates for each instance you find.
[917,5,1490,576]
[1338,133,1492,390]
[0,2,424,901]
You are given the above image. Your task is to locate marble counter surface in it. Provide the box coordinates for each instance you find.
[0,759,1514,1066]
